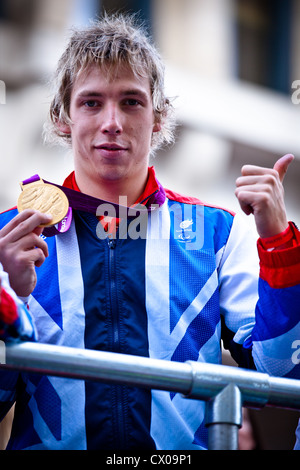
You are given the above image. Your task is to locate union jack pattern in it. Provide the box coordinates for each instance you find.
[0,177,299,449]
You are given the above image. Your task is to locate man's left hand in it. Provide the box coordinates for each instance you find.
[235,154,294,238]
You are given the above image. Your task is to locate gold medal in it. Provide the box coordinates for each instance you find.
[17,178,69,227]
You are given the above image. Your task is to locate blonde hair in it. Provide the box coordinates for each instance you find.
[44,13,175,152]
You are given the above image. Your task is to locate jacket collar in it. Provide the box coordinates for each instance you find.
[40,167,165,237]
[62,166,166,210]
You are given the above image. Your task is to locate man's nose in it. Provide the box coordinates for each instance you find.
[100,103,123,134]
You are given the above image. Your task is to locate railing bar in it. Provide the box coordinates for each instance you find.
[2,342,193,394]
[1,342,300,411]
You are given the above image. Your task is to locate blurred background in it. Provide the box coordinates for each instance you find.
[0,0,299,450]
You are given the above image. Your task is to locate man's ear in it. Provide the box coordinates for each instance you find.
[153,121,161,133]
[55,119,71,135]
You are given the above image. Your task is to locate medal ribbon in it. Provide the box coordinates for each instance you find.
[21,174,165,237]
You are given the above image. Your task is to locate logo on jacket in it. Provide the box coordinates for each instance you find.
[172,204,204,250]
[177,219,194,242]
[179,219,193,229]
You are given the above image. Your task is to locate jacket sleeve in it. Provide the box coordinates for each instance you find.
[0,266,37,343]
[0,267,37,422]
[251,222,300,378]
[219,214,300,377]
[218,213,258,369]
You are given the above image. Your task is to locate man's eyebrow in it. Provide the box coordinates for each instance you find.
[75,89,149,100]
[76,91,103,98]
[121,89,149,99]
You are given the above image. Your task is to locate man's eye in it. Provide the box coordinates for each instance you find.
[124,99,139,106]
[84,100,98,108]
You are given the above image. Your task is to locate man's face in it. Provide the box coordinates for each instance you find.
[63,64,160,201]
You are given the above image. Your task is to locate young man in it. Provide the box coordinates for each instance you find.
[0,14,299,450]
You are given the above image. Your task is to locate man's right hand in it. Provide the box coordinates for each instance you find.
[0,210,52,297]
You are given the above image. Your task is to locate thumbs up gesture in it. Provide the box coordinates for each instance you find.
[235,154,294,238]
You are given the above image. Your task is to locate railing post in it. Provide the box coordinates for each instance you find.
[205,383,242,450]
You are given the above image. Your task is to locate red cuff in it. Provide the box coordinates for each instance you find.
[259,223,297,250]
[0,287,19,324]
[258,222,300,288]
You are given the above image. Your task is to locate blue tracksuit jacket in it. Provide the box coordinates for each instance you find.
[0,169,299,450]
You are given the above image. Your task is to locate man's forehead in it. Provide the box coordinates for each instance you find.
[73,63,151,93]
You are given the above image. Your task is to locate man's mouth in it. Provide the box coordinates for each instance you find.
[95,143,127,151]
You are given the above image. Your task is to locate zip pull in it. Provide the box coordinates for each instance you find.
[108,238,116,249]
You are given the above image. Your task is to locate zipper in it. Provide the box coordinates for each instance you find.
[138,188,159,206]
[107,238,120,350]
[107,236,126,448]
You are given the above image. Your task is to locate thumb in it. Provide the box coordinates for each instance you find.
[273,154,294,182]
